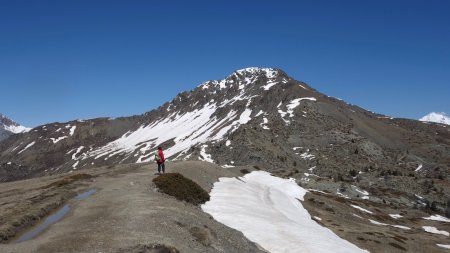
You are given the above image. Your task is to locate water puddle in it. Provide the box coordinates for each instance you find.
[14,188,97,243]
[15,205,71,243]
[75,188,97,200]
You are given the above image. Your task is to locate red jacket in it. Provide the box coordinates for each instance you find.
[157,149,165,164]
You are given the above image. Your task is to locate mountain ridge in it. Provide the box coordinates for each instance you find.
[0,67,449,218]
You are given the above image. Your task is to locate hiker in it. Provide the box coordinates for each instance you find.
[154,146,165,174]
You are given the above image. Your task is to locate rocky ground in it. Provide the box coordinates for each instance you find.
[0,161,449,253]
[302,190,450,252]
[0,161,266,253]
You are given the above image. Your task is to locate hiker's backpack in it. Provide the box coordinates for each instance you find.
[154,151,160,161]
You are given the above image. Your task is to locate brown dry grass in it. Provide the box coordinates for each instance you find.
[240,169,250,174]
[116,243,180,253]
[153,173,209,205]
[189,226,211,246]
[43,173,92,189]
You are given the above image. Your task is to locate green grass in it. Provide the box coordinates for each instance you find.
[153,173,209,205]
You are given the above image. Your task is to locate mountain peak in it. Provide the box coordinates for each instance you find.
[234,67,282,76]
[199,67,289,91]
[0,113,31,141]
[420,112,450,125]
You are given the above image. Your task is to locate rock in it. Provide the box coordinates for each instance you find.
[446,198,450,218]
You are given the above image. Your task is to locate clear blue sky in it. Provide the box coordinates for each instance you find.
[1,0,449,127]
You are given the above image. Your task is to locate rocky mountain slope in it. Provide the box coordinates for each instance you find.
[1,67,449,217]
[0,114,30,142]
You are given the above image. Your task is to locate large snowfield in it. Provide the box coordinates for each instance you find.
[202,171,369,253]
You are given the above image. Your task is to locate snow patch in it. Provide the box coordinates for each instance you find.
[391,225,411,230]
[260,117,269,130]
[85,102,246,162]
[262,81,279,90]
[422,226,449,236]
[415,164,423,172]
[389,214,403,219]
[369,220,410,230]
[18,141,35,154]
[72,146,84,160]
[423,215,450,223]
[278,97,316,123]
[50,136,68,144]
[11,145,21,152]
[201,82,210,90]
[202,171,369,253]
[351,185,369,196]
[308,189,328,195]
[69,126,76,136]
[299,151,315,160]
[437,244,450,249]
[239,108,252,124]
[350,204,373,214]
[221,164,235,168]
[336,192,351,199]
[199,145,214,163]
[298,84,308,90]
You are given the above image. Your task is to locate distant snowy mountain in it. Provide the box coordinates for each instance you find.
[0,114,31,141]
[420,112,450,125]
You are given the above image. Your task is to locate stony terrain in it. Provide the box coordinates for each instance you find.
[302,189,450,252]
[0,161,448,252]
[0,161,266,253]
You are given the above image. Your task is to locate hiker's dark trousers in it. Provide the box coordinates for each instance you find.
[158,163,165,173]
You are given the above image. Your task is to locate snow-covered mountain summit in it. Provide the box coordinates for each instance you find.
[90,67,313,163]
[199,67,292,91]
[0,114,30,141]
[420,112,450,125]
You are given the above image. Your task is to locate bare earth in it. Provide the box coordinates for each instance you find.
[0,161,265,253]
